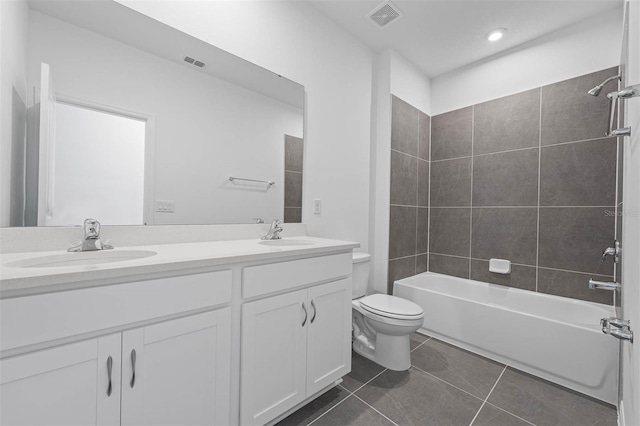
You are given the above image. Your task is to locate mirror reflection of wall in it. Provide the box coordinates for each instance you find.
[1,1,304,227]
[47,102,146,226]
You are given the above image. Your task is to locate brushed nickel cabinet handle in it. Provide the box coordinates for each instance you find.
[310,300,317,324]
[106,356,113,397]
[130,349,136,388]
[301,303,308,327]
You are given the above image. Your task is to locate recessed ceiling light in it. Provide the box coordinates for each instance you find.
[487,28,506,42]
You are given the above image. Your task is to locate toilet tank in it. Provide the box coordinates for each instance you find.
[352,252,371,299]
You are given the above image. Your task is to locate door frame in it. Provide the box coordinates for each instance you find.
[54,93,157,226]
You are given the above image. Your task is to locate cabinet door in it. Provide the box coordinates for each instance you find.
[241,289,308,426]
[120,309,231,426]
[306,278,352,395]
[0,334,121,426]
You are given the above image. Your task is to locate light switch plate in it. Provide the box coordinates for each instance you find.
[313,199,321,215]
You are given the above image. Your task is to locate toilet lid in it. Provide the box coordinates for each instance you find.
[359,294,424,319]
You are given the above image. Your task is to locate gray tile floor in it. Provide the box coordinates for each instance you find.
[277,333,617,426]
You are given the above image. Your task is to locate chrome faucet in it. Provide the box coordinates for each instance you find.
[588,279,620,291]
[68,219,113,252]
[601,241,621,263]
[261,219,283,240]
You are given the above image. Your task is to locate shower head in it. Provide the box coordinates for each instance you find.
[588,75,621,96]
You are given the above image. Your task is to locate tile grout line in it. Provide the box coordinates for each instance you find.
[352,394,400,426]
[306,391,355,426]
[415,119,420,279]
[411,364,485,403]
[468,365,508,426]
[469,105,475,279]
[348,367,388,395]
[309,369,391,426]
[428,252,614,279]
[410,335,433,353]
[427,205,616,209]
[536,87,542,293]
[427,113,431,273]
[429,135,611,164]
[483,402,537,426]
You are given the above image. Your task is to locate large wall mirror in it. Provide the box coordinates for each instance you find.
[4,0,305,227]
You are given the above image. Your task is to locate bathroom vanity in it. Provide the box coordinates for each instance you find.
[0,234,358,426]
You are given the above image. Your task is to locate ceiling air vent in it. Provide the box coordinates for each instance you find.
[367,1,403,29]
[184,56,206,68]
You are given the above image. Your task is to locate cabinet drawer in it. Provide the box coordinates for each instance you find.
[1,270,232,353]
[242,252,351,299]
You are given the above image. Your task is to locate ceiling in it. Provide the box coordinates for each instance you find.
[308,0,623,78]
[28,0,304,108]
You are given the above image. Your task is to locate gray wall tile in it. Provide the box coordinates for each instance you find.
[470,260,536,291]
[284,135,304,172]
[417,207,429,254]
[540,139,617,206]
[416,254,428,274]
[429,208,470,257]
[284,171,303,207]
[431,106,473,160]
[390,150,417,206]
[541,67,619,146]
[429,254,470,279]
[419,111,431,160]
[471,208,537,265]
[473,149,539,207]
[538,207,614,275]
[538,268,614,305]
[474,89,540,155]
[389,206,417,259]
[284,207,302,223]
[391,95,419,156]
[388,256,416,294]
[430,158,472,207]
[418,159,429,207]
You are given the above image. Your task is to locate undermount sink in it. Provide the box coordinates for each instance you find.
[5,250,157,269]
[258,239,316,247]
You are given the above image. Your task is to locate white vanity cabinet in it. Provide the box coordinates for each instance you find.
[0,310,231,426]
[0,334,122,426]
[0,238,358,426]
[240,253,352,426]
[120,309,231,426]
[0,270,233,426]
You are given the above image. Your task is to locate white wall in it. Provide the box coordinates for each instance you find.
[621,1,640,424]
[116,0,373,250]
[431,6,623,115]
[0,0,29,227]
[370,49,431,294]
[389,51,432,116]
[27,11,302,225]
[48,103,146,226]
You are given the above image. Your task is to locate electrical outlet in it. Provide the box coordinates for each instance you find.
[313,199,321,215]
[156,200,175,213]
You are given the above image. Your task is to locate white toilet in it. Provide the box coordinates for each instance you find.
[351,252,424,371]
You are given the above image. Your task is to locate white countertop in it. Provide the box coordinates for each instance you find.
[0,236,359,298]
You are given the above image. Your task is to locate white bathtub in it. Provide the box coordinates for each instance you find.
[394,272,619,404]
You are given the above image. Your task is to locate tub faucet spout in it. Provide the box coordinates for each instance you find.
[588,279,620,291]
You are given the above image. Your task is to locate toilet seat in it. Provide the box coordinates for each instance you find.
[359,294,424,320]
